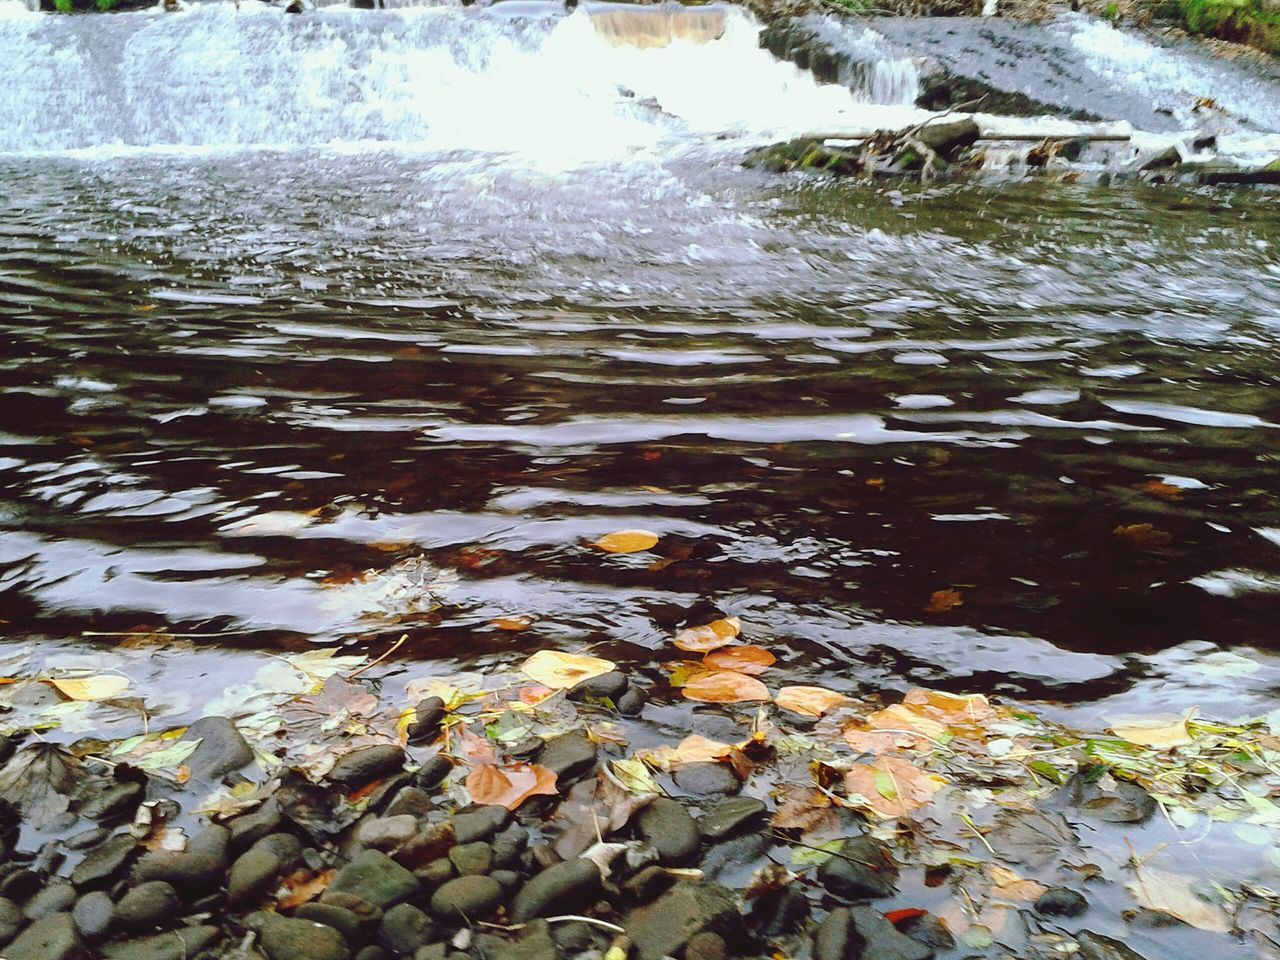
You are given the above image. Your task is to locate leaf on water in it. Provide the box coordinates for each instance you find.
[133,739,202,776]
[592,529,660,554]
[282,674,381,739]
[1126,865,1231,933]
[861,703,948,746]
[986,809,1078,868]
[844,757,943,819]
[672,617,742,653]
[643,734,734,770]
[903,688,995,725]
[682,670,770,704]
[703,645,776,676]
[0,743,81,830]
[48,674,129,701]
[775,685,851,718]
[1113,523,1173,549]
[771,787,839,836]
[492,616,534,631]
[453,725,499,768]
[790,837,846,870]
[610,758,659,795]
[521,650,617,690]
[276,868,335,911]
[1140,479,1184,501]
[925,589,964,613]
[987,863,1049,902]
[465,762,559,811]
[1109,709,1196,749]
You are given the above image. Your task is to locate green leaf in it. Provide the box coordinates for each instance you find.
[790,837,845,870]
[1028,760,1065,784]
[873,767,898,800]
[134,739,201,773]
[611,759,659,795]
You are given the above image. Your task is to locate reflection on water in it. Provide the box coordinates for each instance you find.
[2,149,1279,722]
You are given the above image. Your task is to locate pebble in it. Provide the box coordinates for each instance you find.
[5,911,82,960]
[0,896,20,945]
[623,881,738,960]
[567,670,628,702]
[636,798,701,866]
[379,903,438,954]
[297,902,363,940]
[227,848,283,907]
[897,912,956,950]
[318,892,384,926]
[448,841,494,877]
[699,797,767,842]
[491,825,528,869]
[491,869,521,892]
[1035,886,1089,917]
[748,885,809,938]
[415,757,453,792]
[328,849,421,909]
[673,762,740,797]
[71,834,138,889]
[22,881,77,921]
[817,835,899,900]
[78,782,143,822]
[329,745,406,788]
[101,925,221,960]
[537,731,598,782]
[511,859,602,922]
[814,906,931,960]
[617,687,645,716]
[415,857,455,888]
[356,815,419,852]
[131,824,230,897]
[261,916,352,960]
[429,875,503,920]
[686,931,728,960]
[72,891,114,940]
[65,827,111,851]
[452,806,510,844]
[114,881,180,931]
[184,716,255,782]
[406,698,447,745]
[385,787,434,820]
[254,832,303,871]
[229,798,283,851]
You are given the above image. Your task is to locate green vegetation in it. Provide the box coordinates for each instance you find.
[1179,0,1280,54]
[1103,1,1121,19]
[52,0,72,10]
[95,0,116,9]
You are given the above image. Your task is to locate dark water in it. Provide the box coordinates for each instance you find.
[3,148,1280,719]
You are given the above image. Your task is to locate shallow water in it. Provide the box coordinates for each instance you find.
[2,3,1280,731]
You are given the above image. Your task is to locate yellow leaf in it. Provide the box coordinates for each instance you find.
[903,688,995,724]
[775,686,851,718]
[987,864,1048,902]
[682,671,770,704]
[593,529,660,554]
[673,617,741,653]
[642,734,735,769]
[1126,865,1230,933]
[1109,709,1196,749]
[521,650,617,690]
[844,757,944,818]
[48,675,129,701]
[703,645,775,676]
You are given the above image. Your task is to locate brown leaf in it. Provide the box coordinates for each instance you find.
[1127,865,1230,933]
[844,756,944,819]
[703,645,776,676]
[775,685,851,718]
[276,867,335,910]
[492,616,534,631]
[1139,480,1183,501]
[988,864,1049,902]
[771,787,840,836]
[465,762,559,811]
[452,725,498,768]
[925,589,964,614]
[682,671,770,704]
[673,617,742,653]
[592,529,660,554]
[903,688,995,725]
[521,650,617,689]
[643,734,734,769]
[1114,523,1173,549]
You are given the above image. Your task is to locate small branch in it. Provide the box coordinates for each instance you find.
[476,916,627,935]
[346,634,407,680]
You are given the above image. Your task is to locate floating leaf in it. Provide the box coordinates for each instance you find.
[988,864,1048,902]
[703,645,775,676]
[1140,479,1183,501]
[134,739,202,775]
[771,787,839,836]
[48,675,129,701]
[790,837,845,870]
[776,685,851,718]
[643,734,734,769]
[276,868,335,911]
[925,589,964,613]
[492,616,534,631]
[465,762,559,811]
[844,757,944,818]
[521,650,616,690]
[1109,710,1195,749]
[903,688,995,724]
[1114,523,1172,549]
[987,810,1078,868]
[592,529,660,554]
[0,743,81,830]
[682,671,770,704]
[1126,865,1230,933]
[673,617,742,653]
[611,759,659,795]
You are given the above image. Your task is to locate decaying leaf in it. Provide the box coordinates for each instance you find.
[682,671,770,704]
[1114,523,1173,549]
[642,734,734,769]
[845,756,944,818]
[1108,710,1196,749]
[673,617,742,653]
[1126,865,1231,933]
[903,688,995,725]
[465,762,558,811]
[592,529,660,554]
[988,863,1049,902]
[521,650,617,690]
[610,758,660,795]
[276,867,335,911]
[1140,480,1183,501]
[703,645,776,676]
[925,589,964,613]
[986,810,1078,868]
[0,743,82,830]
[48,675,129,701]
[775,685,851,718]
[771,786,839,836]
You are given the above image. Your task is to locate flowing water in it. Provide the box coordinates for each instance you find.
[3,0,1280,736]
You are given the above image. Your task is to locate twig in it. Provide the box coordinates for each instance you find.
[82,631,253,639]
[346,634,407,680]
[476,916,627,935]
[958,813,996,856]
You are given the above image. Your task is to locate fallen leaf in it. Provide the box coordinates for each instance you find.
[0,743,81,830]
[986,810,1078,868]
[649,734,735,767]
[1140,480,1183,501]
[521,650,617,690]
[48,675,129,701]
[276,868,335,910]
[988,863,1048,902]
[592,529,660,554]
[903,688,995,725]
[844,757,944,818]
[1109,710,1196,749]
[790,837,846,870]
[492,616,534,631]
[1114,523,1172,549]
[775,685,851,718]
[610,759,660,795]
[862,703,948,744]
[466,762,559,811]
[1127,865,1230,933]
[682,671,770,704]
[703,645,776,676]
[925,589,964,614]
[771,787,839,835]
[673,617,742,653]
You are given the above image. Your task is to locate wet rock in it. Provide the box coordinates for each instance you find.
[132,824,229,896]
[673,762,739,797]
[297,902,363,940]
[817,836,898,900]
[699,797,767,842]
[511,859,601,922]
[227,848,282,907]
[452,806,510,844]
[1062,773,1156,824]
[491,825,528,869]
[491,868,521,893]
[261,916,351,960]
[66,827,111,851]
[72,834,138,889]
[567,671,628,702]
[357,815,419,852]
[509,736,545,760]
[623,865,674,903]
[114,880,180,931]
[429,875,503,920]
[23,881,77,921]
[254,832,303,871]
[184,716,255,781]
[916,119,980,161]
[318,891,384,926]
[1077,930,1149,960]
[448,841,493,877]
[636,798,700,866]
[330,746,406,789]
[1036,886,1089,917]
[407,698,447,745]
[0,896,20,945]
[72,891,113,940]
[537,731,598,782]
[79,782,143,822]
[476,919,560,960]
[551,919,595,953]
[623,880,739,960]
[686,931,728,960]
[329,849,420,909]
[701,832,772,885]
[748,885,809,938]
[229,798,283,851]
[1137,145,1182,172]
[385,787,434,820]
[101,925,221,960]
[415,857,455,888]
[815,906,933,960]
[415,757,453,792]
[5,911,81,960]
[0,868,43,902]
[380,903,437,954]
[617,687,645,716]
[896,912,954,951]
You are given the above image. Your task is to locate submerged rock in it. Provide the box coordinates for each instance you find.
[260,916,351,960]
[818,835,899,900]
[328,850,420,909]
[101,925,221,960]
[673,762,740,797]
[1035,886,1089,917]
[511,859,602,922]
[329,745,406,788]
[623,880,739,960]
[636,797,701,866]
[815,906,933,960]
[429,875,503,920]
[5,911,82,960]
[184,717,254,782]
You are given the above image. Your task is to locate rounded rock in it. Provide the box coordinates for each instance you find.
[227,848,283,908]
[329,745,406,789]
[5,912,81,960]
[261,916,351,960]
[1035,886,1088,917]
[184,716,255,782]
[379,902,437,955]
[429,875,503,920]
[636,798,701,866]
[114,880,180,930]
[356,815,419,853]
[447,841,493,877]
[511,859,601,923]
[297,902,363,940]
[131,824,230,897]
[22,882,77,922]
[699,796,767,843]
[673,763,740,797]
[71,891,113,940]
